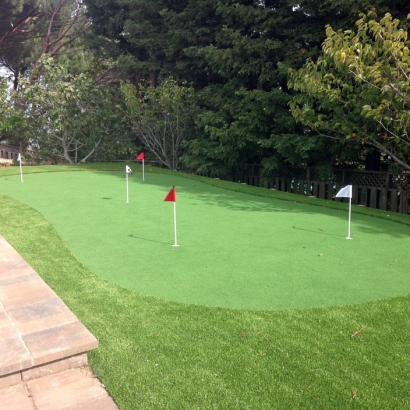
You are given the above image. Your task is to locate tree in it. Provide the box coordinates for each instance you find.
[121,78,197,170]
[0,79,25,139]
[169,0,408,174]
[0,0,39,49]
[20,56,132,163]
[83,0,183,85]
[0,0,40,89]
[288,12,410,171]
[176,1,336,174]
[83,0,410,173]
[0,0,91,90]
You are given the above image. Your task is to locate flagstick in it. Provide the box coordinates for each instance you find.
[142,159,145,181]
[19,155,23,183]
[172,201,179,247]
[126,172,129,203]
[346,197,352,239]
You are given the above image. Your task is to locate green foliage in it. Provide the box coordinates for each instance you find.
[181,83,287,174]
[289,12,410,171]
[0,0,91,89]
[0,79,25,137]
[121,78,198,170]
[177,0,395,173]
[5,0,410,169]
[19,56,132,163]
[81,0,410,172]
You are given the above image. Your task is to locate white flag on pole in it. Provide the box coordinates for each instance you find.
[125,165,132,202]
[336,185,352,198]
[18,153,23,183]
[336,185,353,239]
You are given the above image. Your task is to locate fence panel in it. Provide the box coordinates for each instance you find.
[390,189,398,212]
[379,189,388,210]
[400,189,409,214]
[198,165,410,215]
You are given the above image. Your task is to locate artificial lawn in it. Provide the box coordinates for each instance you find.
[0,178,410,409]
[0,167,409,310]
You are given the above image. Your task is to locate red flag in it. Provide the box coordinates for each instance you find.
[136,152,145,160]
[164,187,176,202]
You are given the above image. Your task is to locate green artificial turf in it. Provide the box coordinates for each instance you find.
[1,182,410,409]
[0,166,409,310]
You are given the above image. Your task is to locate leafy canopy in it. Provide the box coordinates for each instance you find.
[289,12,410,171]
[0,79,25,138]
[20,56,132,164]
[121,78,197,170]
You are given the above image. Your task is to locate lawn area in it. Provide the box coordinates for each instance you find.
[0,163,409,409]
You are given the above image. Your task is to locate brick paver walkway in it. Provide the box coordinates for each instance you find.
[0,235,119,409]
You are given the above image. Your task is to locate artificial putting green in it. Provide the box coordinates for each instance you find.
[0,169,409,310]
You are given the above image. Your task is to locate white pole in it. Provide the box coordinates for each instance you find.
[19,154,23,183]
[172,201,179,247]
[126,172,129,203]
[142,159,145,181]
[346,197,352,239]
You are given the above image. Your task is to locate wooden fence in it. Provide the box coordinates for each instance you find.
[0,143,20,160]
[198,166,410,214]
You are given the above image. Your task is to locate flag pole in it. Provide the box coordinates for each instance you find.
[336,185,353,240]
[126,172,129,203]
[136,153,145,181]
[347,197,352,239]
[164,186,179,246]
[172,201,179,247]
[18,153,23,183]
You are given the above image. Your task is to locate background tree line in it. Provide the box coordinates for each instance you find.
[0,0,409,172]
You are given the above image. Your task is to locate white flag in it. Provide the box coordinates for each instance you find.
[17,153,21,162]
[336,185,352,198]
[126,165,132,174]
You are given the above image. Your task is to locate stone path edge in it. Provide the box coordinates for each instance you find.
[0,234,119,409]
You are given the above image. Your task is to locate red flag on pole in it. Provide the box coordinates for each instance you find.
[136,152,145,160]
[164,187,176,202]
[164,186,179,246]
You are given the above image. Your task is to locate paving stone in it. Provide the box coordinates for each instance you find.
[21,353,88,382]
[0,372,21,389]
[67,396,119,409]
[0,333,32,376]
[7,297,69,323]
[0,306,12,329]
[0,383,34,410]
[0,279,56,310]
[0,235,113,409]
[0,273,39,287]
[15,310,79,336]
[0,247,21,262]
[23,321,98,366]
[27,368,109,410]
[0,259,36,279]
[1,323,21,340]
[0,236,10,247]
